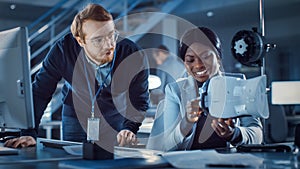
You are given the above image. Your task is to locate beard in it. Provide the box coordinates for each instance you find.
[99,53,113,65]
[97,47,115,65]
[85,47,115,65]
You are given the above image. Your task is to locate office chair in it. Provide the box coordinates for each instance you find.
[264,105,288,143]
[146,100,165,151]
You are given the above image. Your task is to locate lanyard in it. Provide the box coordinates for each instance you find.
[83,51,116,118]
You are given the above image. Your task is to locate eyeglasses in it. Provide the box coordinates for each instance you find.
[86,30,119,47]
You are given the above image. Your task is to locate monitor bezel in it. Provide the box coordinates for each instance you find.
[0,26,35,130]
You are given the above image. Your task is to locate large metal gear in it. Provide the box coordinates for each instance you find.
[231,29,264,67]
[234,39,248,56]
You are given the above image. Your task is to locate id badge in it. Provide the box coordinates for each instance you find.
[87,117,100,141]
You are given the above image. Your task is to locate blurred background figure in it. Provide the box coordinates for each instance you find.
[150,45,185,106]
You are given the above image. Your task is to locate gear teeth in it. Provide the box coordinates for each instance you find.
[234,39,248,55]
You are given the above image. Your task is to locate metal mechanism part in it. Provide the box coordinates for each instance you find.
[234,39,248,55]
[231,28,265,67]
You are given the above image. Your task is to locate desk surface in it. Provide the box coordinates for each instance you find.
[0,138,298,169]
[0,138,170,169]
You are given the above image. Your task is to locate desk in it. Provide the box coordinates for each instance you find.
[252,151,299,169]
[0,139,299,169]
[0,138,80,169]
[0,138,170,169]
[158,147,299,169]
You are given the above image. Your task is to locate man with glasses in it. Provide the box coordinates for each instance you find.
[5,3,149,149]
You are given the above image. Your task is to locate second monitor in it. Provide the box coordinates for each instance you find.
[0,26,35,131]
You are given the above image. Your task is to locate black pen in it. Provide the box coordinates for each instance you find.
[206,164,250,168]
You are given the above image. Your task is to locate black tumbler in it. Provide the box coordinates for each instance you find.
[83,141,114,160]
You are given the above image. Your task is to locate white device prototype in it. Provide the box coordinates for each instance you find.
[200,75,269,119]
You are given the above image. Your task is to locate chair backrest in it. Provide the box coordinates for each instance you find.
[146,99,165,150]
[264,105,288,143]
[221,72,246,79]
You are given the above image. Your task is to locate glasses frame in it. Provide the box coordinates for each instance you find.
[86,30,119,48]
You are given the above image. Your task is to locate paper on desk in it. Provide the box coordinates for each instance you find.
[63,145,83,156]
[114,146,163,159]
[63,145,163,159]
[162,149,264,168]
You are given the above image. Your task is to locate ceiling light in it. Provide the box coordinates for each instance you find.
[206,11,214,17]
[10,4,16,10]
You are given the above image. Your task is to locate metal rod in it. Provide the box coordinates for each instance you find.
[259,0,265,75]
[27,0,68,31]
[259,0,267,145]
[123,0,128,32]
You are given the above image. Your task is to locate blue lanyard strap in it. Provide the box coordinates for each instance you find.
[83,51,116,118]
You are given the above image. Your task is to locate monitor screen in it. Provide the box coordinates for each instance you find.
[0,27,35,130]
[271,81,300,105]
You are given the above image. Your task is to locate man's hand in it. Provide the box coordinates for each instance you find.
[117,129,138,147]
[4,136,36,148]
[211,118,235,140]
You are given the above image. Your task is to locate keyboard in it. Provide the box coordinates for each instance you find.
[237,143,292,152]
[40,139,82,149]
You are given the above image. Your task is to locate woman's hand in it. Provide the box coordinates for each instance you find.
[117,129,138,147]
[211,118,235,140]
[4,136,36,148]
[186,97,203,123]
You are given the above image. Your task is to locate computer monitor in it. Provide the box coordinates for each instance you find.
[0,27,35,130]
[271,81,300,105]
